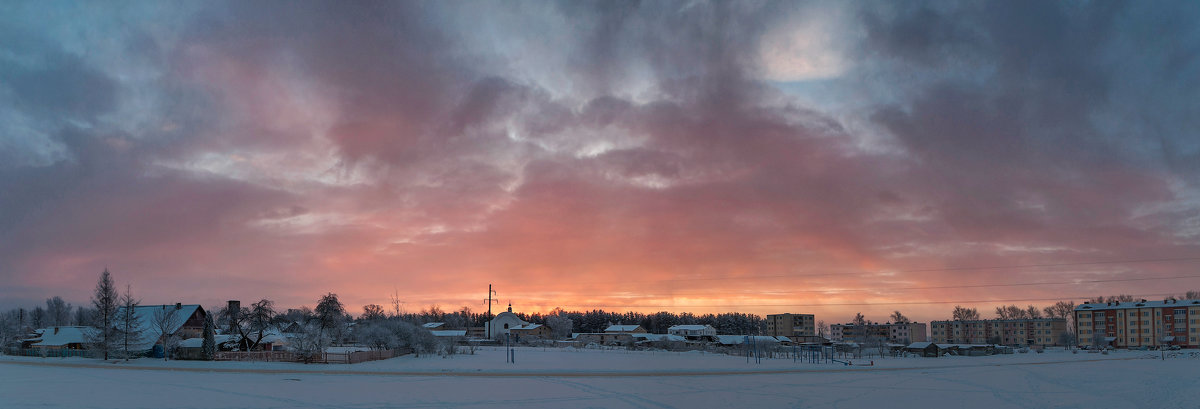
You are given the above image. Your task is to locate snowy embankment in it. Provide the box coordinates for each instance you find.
[2,348,1199,408]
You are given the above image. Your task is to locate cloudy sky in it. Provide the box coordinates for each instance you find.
[2,1,1199,323]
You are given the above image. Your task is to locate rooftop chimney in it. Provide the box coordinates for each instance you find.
[176,302,182,310]
[227,300,241,334]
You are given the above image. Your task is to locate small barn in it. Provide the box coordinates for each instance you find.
[905,341,940,357]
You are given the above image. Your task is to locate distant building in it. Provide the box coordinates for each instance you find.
[1075,299,1200,349]
[485,304,529,340]
[831,322,927,344]
[931,318,1065,346]
[668,324,716,339]
[604,324,646,334]
[22,326,90,351]
[765,313,815,339]
[109,303,209,352]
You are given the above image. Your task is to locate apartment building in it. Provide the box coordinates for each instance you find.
[1075,299,1200,349]
[830,322,928,344]
[766,313,815,339]
[930,318,1066,346]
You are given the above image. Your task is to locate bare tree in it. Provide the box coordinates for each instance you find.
[115,285,143,360]
[890,311,910,323]
[817,320,829,338]
[851,313,866,326]
[952,306,980,321]
[151,306,183,361]
[244,299,277,350]
[1025,305,1042,319]
[88,268,119,360]
[316,293,346,346]
[1185,290,1200,300]
[46,297,71,327]
[30,307,45,328]
[361,304,386,321]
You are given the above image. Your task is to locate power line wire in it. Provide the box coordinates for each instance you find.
[608,256,1200,284]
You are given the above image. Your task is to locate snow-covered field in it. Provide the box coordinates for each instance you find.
[2,348,1197,408]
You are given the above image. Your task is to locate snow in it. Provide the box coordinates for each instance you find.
[24,326,90,347]
[2,348,1199,408]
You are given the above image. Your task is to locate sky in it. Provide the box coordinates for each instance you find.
[2,0,1199,324]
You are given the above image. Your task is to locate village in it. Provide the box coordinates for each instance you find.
[3,270,1198,364]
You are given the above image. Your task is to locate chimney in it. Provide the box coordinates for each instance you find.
[227,300,241,333]
[176,303,182,310]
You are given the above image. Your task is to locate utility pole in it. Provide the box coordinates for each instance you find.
[485,284,498,339]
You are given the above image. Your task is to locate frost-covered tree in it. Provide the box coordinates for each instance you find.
[151,306,184,361]
[290,323,325,363]
[88,269,120,360]
[355,321,397,350]
[546,312,573,340]
[201,314,216,361]
[115,285,143,360]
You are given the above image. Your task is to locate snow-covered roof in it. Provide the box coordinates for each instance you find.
[605,325,641,332]
[100,304,205,351]
[1076,299,1200,311]
[668,325,713,331]
[25,326,91,347]
[906,341,936,349]
[431,330,467,337]
[179,334,236,348]
[511,324,543,330]
[775,336,793,342]
[631,333,687,342]
[422,322,445,329]
[715,335,780,345]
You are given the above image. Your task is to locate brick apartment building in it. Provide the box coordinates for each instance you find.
[830,322,928,344]
[930,318,1066,346]
[1075,299,1200,349]
[766,313,816,340]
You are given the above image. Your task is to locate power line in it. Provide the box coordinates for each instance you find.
[400,273,1200,302]
[609,256,1200,284]
[534,292,1179,309]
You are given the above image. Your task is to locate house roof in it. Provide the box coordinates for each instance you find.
[422,322,445,329]
[906,341,936,349]
[668,325,712,331]
[180,334,236,348]
[25,326,90,347]
[511,323,543,330]
[605,325,641,332]
[1075,299,1200,311]
[431,330,467,337]
[109,304,205,351]
[631,333,687,342]
[715,335,779,345]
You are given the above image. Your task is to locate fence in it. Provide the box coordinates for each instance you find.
[214,348,412,364]
[4,348,96,358]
